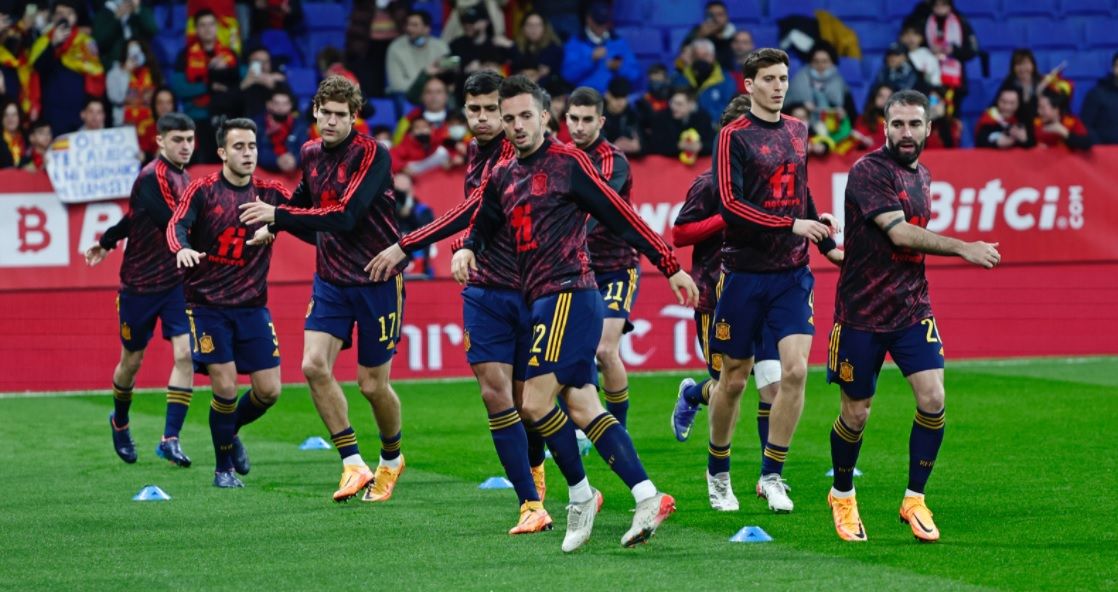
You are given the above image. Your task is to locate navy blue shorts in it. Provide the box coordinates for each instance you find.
[187,305,280,375]
[462,286,531,380]
[826,318,945,399]
[525,289,603,388]
[117,286,190,352]
[710,267,815,361]
[695,310,778,381]
[305,274,405,368]
[596,267,640,333]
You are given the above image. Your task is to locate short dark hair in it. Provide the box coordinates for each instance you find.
[29,119,50,133]
[82,96,107,112]
[216,117,257,148]
[499,75,547,111]
[156,113,195,134]
[811,41,838,65]
[193,8,216,24]
[742,48,789,79]
[719,94,751,126]
[883,89,930,122]
[464,70,503,97]
[569,87,604,114]
[269,86,296,104]
[407,9,432,27]
[705,1,727,11]
[1040,88,1070,116]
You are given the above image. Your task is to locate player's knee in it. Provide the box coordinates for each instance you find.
[479,384,513,410]
[518,396,551,422]
[595,344,619,367]
[916,387,945,414]
[718,375,747,399]
[301,356,331,383]
[255,385,281,404]
[781,359,808,386]
[120,350,144,374]
[841,398,872,430]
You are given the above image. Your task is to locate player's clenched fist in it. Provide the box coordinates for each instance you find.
[451,249,477,285]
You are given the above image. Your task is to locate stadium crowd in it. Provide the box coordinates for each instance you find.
[0,0,1115,174]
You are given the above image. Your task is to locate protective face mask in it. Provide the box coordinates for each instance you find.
[448,124,467,141]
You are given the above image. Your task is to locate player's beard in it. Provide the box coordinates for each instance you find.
[886,136,926,167]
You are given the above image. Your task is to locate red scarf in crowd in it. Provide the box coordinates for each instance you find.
[183,39,237,107]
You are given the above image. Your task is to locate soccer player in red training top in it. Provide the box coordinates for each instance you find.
[85,113,197,467]
[825,90,1000,543]
[365,70,553,534]
[167,118,290,488]
[670,96,845,512]
[239,76,407,503]
[565,86,641,427]
[709,48,839,514]
[453,75,699,553]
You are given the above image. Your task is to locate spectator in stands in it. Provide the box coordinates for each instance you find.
[602,77,641,154]
[31,0,104,136]
[386,10,449,96]
[683,1,739,72]
[172,9,239,163]
[106,39,160,155]
[391,117,451,176]
[544,78,573,142]
[918,0,979,114]
[976,87,1034,149]
[512,11,564,89]
[562,2,639,94]
[535,0,580,42]
[786,102,829,157]
[151,86,177,121]
[255,88,306,173]
[316,46,359,88]
[1034,89,1093,151]
[997,49,1071,125]
[346,0,407,97]
[79,97,108,131]
[0,99,26,168]
[729,30,754,93]
[898,25,941,89]
[251,0,303,34]
[1081,52,1118,145]
[394,75,450,144]
[786,42,854,128]
[0,11,28,105]
[873,44,924,93]
[925,87,962,149]
[449,5,512,74]
[440,0,507,42]
[22,119,51,172]
[850,85,891,152]
[371,124,393,149]
[643,88,713,159]
[92,0,156,69]
[672,38,737,124]
[392,172,436,279]
[239,46,288,118]
[636,63,671,127]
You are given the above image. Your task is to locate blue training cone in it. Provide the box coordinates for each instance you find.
[299,436,332,450]
[132,485,171,501]
[479,476,514,489]
[730,526,773,543]
[824,468,863,477]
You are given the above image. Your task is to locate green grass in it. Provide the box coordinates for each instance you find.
[2,358,1116,591]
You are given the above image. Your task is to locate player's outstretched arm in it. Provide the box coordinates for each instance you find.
[460,167,507,257]
[876,211,1001,268]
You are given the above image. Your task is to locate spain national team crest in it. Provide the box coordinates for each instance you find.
[839,361,854,382]
[305,298,314,319]
[463,331,471,352]
[715,321,731,341]
[531,173,548,196]
[120,323,131,341]
[712,353,723,372]
[199,334,215,354]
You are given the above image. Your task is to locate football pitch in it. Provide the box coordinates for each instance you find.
[2,358,1115,591]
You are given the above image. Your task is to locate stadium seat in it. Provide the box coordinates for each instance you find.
[751,26,779,51]
[668,27,691,56]
[618,26,664,57]
[411,1,443,35]
[1026,20,1082,49]
[969,18,1027,50]
[769,1,815,22]
[862,53,883,80]
[852,24,896,53]
[1070,77,1094,113]
[166,4,187,34]
[153,34,181,67]
[647,0,699,27]
[887,0,916,21]
[959,0,1001,19]
[1062,50,1110,78]
[961,79,996,116]
[838,57,863,85]
[1004,0,1058,17]
[823,0,883,22]
[1060,0,1112,16]
[303,2,348,31]
[262,29,303,68]
[614,0,651,25]
[985,50,1013,82]
[1084,19,1118,47]
[367,98,399,131]
[847,82,867,110]
[726,0,763,23]
[286,67,318,99]
[301,31,342,67]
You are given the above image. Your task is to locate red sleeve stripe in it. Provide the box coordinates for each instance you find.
[554,143,676,272]
[595,142,614,180]
[278,136,378,216]
[166,174,213,252]
[253,177,293,200]
[716,119,794,228]
[155,160,175,209]
[401,190,481,249]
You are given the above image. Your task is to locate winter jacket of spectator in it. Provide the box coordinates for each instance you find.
[1034,114,1094,150]
[643,108,714,158]
[975,108,1035,148]
[31,26,105,135]
[683,23,738,72]
[511,42,564,88]
[171,40,239,120]
[925,116,963,149]
[255,111,309,172]
[787,66,848,112]
[385,35,449,94]
[1081,74,1118,145]
[561,29,639,93]
[390,125,450,174]
[603,104,641,145]
[670,62,738,124]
